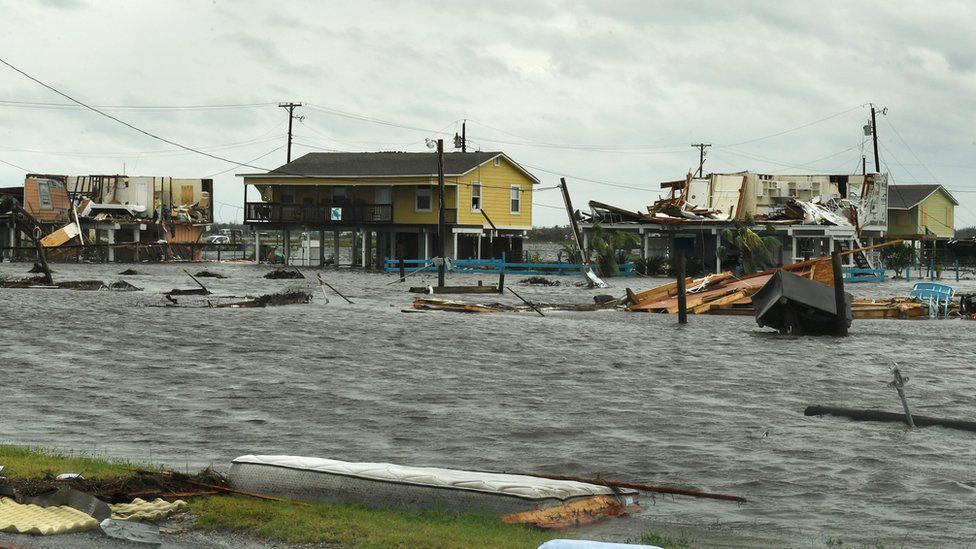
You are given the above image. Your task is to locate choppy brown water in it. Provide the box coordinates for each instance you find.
[2,261,975,547]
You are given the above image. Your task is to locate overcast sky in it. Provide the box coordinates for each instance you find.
[2,1,975,227]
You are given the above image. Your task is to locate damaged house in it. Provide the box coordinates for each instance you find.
[4,174,213,261]
[584,171,889,272]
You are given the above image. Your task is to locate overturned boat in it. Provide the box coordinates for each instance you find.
[229,455,637,527]
[753,270,852,335]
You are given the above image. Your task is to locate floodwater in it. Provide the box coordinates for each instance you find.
[1,261,975,548]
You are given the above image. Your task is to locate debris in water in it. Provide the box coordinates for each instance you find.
[264,268,304,279]
[118,269,140,275]
[519,276,560,286]
[28,263,54,274]
[108,280,142,291]
[194,270,227,279]
[216,290,313,308]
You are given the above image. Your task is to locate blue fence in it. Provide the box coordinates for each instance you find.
[842,267,886,283]
[383,257,636,277]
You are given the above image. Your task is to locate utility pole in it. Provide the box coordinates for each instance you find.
[691,143,711,177]
[870,104,880,173]
[454,120,467,152]
[436,138,446,287]
[279,102,303,163]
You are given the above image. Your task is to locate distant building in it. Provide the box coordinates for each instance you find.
[239,151,538,266]
[584,171,889,272]
[7,174,213,261]
[886,184,957,240]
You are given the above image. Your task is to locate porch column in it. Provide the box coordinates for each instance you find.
[255,231,260,263]
[304,230,311,266]
[714,230,721,274]
[389,230,396,259]
[283,230,291,265]
[791,236,798,263]
[107,227,115,262]
[134,226,141,262]
[422,228,429,259]
[452,231,458,260]
[641,229,648,261]
[333,230,340,266]
[363,229,371,268]
[477,233,482,260]
[318,229,325,267]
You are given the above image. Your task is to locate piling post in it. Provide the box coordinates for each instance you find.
[956,259,960,282]
[676,249,687,324]
[399,257,406,282]
[831,251,848,336]
[498,271,505,294]
[930,257,935,281]
[889,364,915,428]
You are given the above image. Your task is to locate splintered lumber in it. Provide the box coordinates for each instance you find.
[693,289,748,314]
[521,473,746,503]
[40,222,80,247]
[413,298,498,313]
[805,405,976,432]
[627,277,693,304]
[501,495,630,529]
[409,285,500,294]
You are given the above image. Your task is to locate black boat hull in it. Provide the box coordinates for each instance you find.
[753,270,852,335]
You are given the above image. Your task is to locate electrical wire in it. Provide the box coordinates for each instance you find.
[205,146,286,177]
[0,157,33,172]
[0,99,277,111]
[717,104,868,148]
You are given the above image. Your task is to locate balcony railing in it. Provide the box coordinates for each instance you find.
[245,202,458,225]
[246,202,393,224]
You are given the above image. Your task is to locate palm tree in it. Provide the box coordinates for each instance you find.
[718,215,781,274]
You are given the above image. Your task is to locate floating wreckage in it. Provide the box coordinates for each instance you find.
[214,290,313,308]
[753,270,852,335]
[264,267,304,279]
[228,455,638,529]
[412,296,620,314]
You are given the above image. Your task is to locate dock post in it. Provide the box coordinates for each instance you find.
[930,257,935,281]
[831,251,848,336]
[676,249,687,324]
[956,259,960,282]
[889,364,915,428]
[498,271,505,294]
[399,257,406,282]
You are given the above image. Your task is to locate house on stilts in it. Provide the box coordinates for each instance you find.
[239,151,538,266]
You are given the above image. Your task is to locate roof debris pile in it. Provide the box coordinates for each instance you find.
[264,267,304,279]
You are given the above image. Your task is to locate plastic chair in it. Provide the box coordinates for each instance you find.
[910,282,955,318]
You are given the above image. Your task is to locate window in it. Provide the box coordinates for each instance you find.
[470,182,481,211]
[281,185,295,204]
[331,186,347,203]
[37,181,52,208]
[493,157,500,166]
[416,185,432,211]
[510,185,521,214]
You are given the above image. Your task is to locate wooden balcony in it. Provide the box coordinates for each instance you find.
[245,202,457,225]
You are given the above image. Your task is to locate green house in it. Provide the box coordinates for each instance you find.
[887,184,958,240]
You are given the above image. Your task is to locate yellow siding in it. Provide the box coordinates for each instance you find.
[918,190,955,237]
[246,157,535,229]
[457,157,533,229]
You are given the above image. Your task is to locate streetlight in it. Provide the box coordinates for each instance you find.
[426,138,446,286]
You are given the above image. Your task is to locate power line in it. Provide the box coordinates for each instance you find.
[0,157,33,172]
[205,146,285,178]
[717,104,867,148]
[0,56,284,173]
[0,99,277,111]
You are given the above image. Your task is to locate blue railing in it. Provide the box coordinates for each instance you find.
[383,257,636,277]
[842,267,886,283]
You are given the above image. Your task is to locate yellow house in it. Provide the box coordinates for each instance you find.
[239,151,538,265]
[887,184,957,240]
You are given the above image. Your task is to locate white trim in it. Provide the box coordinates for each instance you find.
[470,181,481,212]
[509,184,522,215]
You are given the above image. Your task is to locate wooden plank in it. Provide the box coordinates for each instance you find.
[693,290,746,314]
[501,495,629,529]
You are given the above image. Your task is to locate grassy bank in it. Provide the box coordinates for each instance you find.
[0,443,142,478]
[190,496,554,548]
[0,444,555,548]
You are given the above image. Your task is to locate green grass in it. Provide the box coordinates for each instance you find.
[0,443,146,478]
[189,495,557,548]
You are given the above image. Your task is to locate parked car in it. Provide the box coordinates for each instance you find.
[204,234,230,244]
